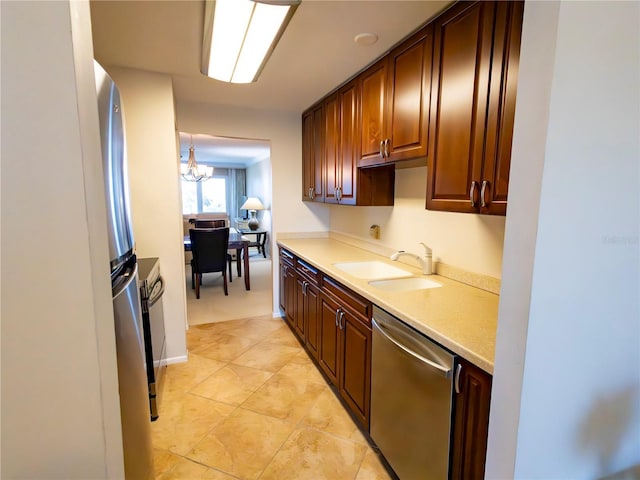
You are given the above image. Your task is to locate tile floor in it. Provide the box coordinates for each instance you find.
[152,315,393,480]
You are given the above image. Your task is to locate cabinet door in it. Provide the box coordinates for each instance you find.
[293,275,306,341]
[304,282,320,360]
[279,250,294,312]
[427,1,496,213]
[338,81,359,205]
[481,0,523,215]
[324,93,340,204]
[359,59,388,167]
[386,26,433,163]
[451,358,492,480]
[312,105,325,202]
[302,109,314,202]
[318,292,340,385]
[338,309,371,429]
[284,264,296,328]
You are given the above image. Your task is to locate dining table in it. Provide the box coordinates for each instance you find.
[184,229,251,290]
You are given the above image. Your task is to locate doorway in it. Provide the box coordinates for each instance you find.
[179,133,273,326]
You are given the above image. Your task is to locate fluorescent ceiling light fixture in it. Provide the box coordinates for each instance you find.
[202,0,300,84]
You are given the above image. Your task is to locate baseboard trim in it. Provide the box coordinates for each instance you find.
[165,354,188,365]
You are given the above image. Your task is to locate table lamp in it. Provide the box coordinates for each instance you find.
[240,197,265,230]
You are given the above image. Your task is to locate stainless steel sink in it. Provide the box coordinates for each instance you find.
[332,261,412,280]
[368,277,442,292]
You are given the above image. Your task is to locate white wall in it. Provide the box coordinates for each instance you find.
[330,166,506,279]
[489,1,640,478]
[106,67,188,363]
[246,157,273,235]
[1,1,123,477]
[176,101,331,311]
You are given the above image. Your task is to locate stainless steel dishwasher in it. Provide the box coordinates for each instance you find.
[371,306,456,480]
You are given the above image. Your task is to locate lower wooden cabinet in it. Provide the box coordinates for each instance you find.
[338,305,371,428]
[318,289,372,429]
[278,245,492,472]
[279,250,296,329]
[451,357,493,480]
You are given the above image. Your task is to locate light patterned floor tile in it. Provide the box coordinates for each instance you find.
[241,373,327,422]
[277,352,327,385]
[260,325,303,348]
[151,393,236,455]
[300,389,364,442]
[186,408,295,480]
[191,333,260,362]
[190,363,273,406]
[160,353,227,395]
[259,427,367,480]
[220,316,287,340]
[231,342,301,372]
[156,456,238,480]
[153,449,181,478]
[355,448,394,480]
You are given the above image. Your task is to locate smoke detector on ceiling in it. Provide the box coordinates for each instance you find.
[354,32,378,46]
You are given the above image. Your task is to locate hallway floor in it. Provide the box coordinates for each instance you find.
[152,315,393,480]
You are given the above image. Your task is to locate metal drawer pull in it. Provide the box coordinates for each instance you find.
[481,180,488,208]
[384,138,390,158]
[339,311,345,329]
[380,140,385,159]
[454,364,462,394]
[469,181,477,207]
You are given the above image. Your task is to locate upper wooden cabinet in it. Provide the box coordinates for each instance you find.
[426,1,523,215]
[301,104,324,202]
[303,82,395,207]
[359,26,434,168]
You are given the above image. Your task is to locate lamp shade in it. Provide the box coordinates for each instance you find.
[240,197,265,211]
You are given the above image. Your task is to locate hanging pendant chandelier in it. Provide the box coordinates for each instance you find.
[181,136,213,182]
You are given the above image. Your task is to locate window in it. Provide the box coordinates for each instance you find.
[181,176,226,214]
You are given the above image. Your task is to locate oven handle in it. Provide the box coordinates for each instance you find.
[148,276,165,307]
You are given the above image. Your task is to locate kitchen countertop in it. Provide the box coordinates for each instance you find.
[277,237,499,374]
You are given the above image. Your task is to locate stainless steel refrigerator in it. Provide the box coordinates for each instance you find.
[95,61,154,480]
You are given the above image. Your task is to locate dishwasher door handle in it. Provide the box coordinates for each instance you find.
[372,318,452,378]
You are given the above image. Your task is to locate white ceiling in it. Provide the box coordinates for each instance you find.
[90,0,452,166]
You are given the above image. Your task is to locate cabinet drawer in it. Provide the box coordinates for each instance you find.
[297,259,320,284]
[280,248,295,267]
[322,275,372,323]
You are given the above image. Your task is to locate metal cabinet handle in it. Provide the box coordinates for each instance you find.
[311,187,315,200]
[454,363,462,394]
[379,140,385,159]
[384,138,390,158]
[469,181,477,207]
[339,311,345,329]
[481,180,489,208]
[335,308,340,327]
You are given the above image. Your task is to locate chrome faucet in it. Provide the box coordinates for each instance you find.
[390,243,433,275]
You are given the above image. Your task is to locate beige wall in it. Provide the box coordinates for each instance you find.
[176,101,331,313]
[107,67,188,363]
[330,166,506,279]
[1,1,123,477]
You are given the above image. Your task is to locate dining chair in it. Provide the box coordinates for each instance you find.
[189,227,230,298]
[193,219,226,228]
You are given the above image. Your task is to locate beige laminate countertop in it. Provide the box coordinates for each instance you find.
[277,237,498,374]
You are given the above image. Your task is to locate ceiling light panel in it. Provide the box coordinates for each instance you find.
[202,0,300,84]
